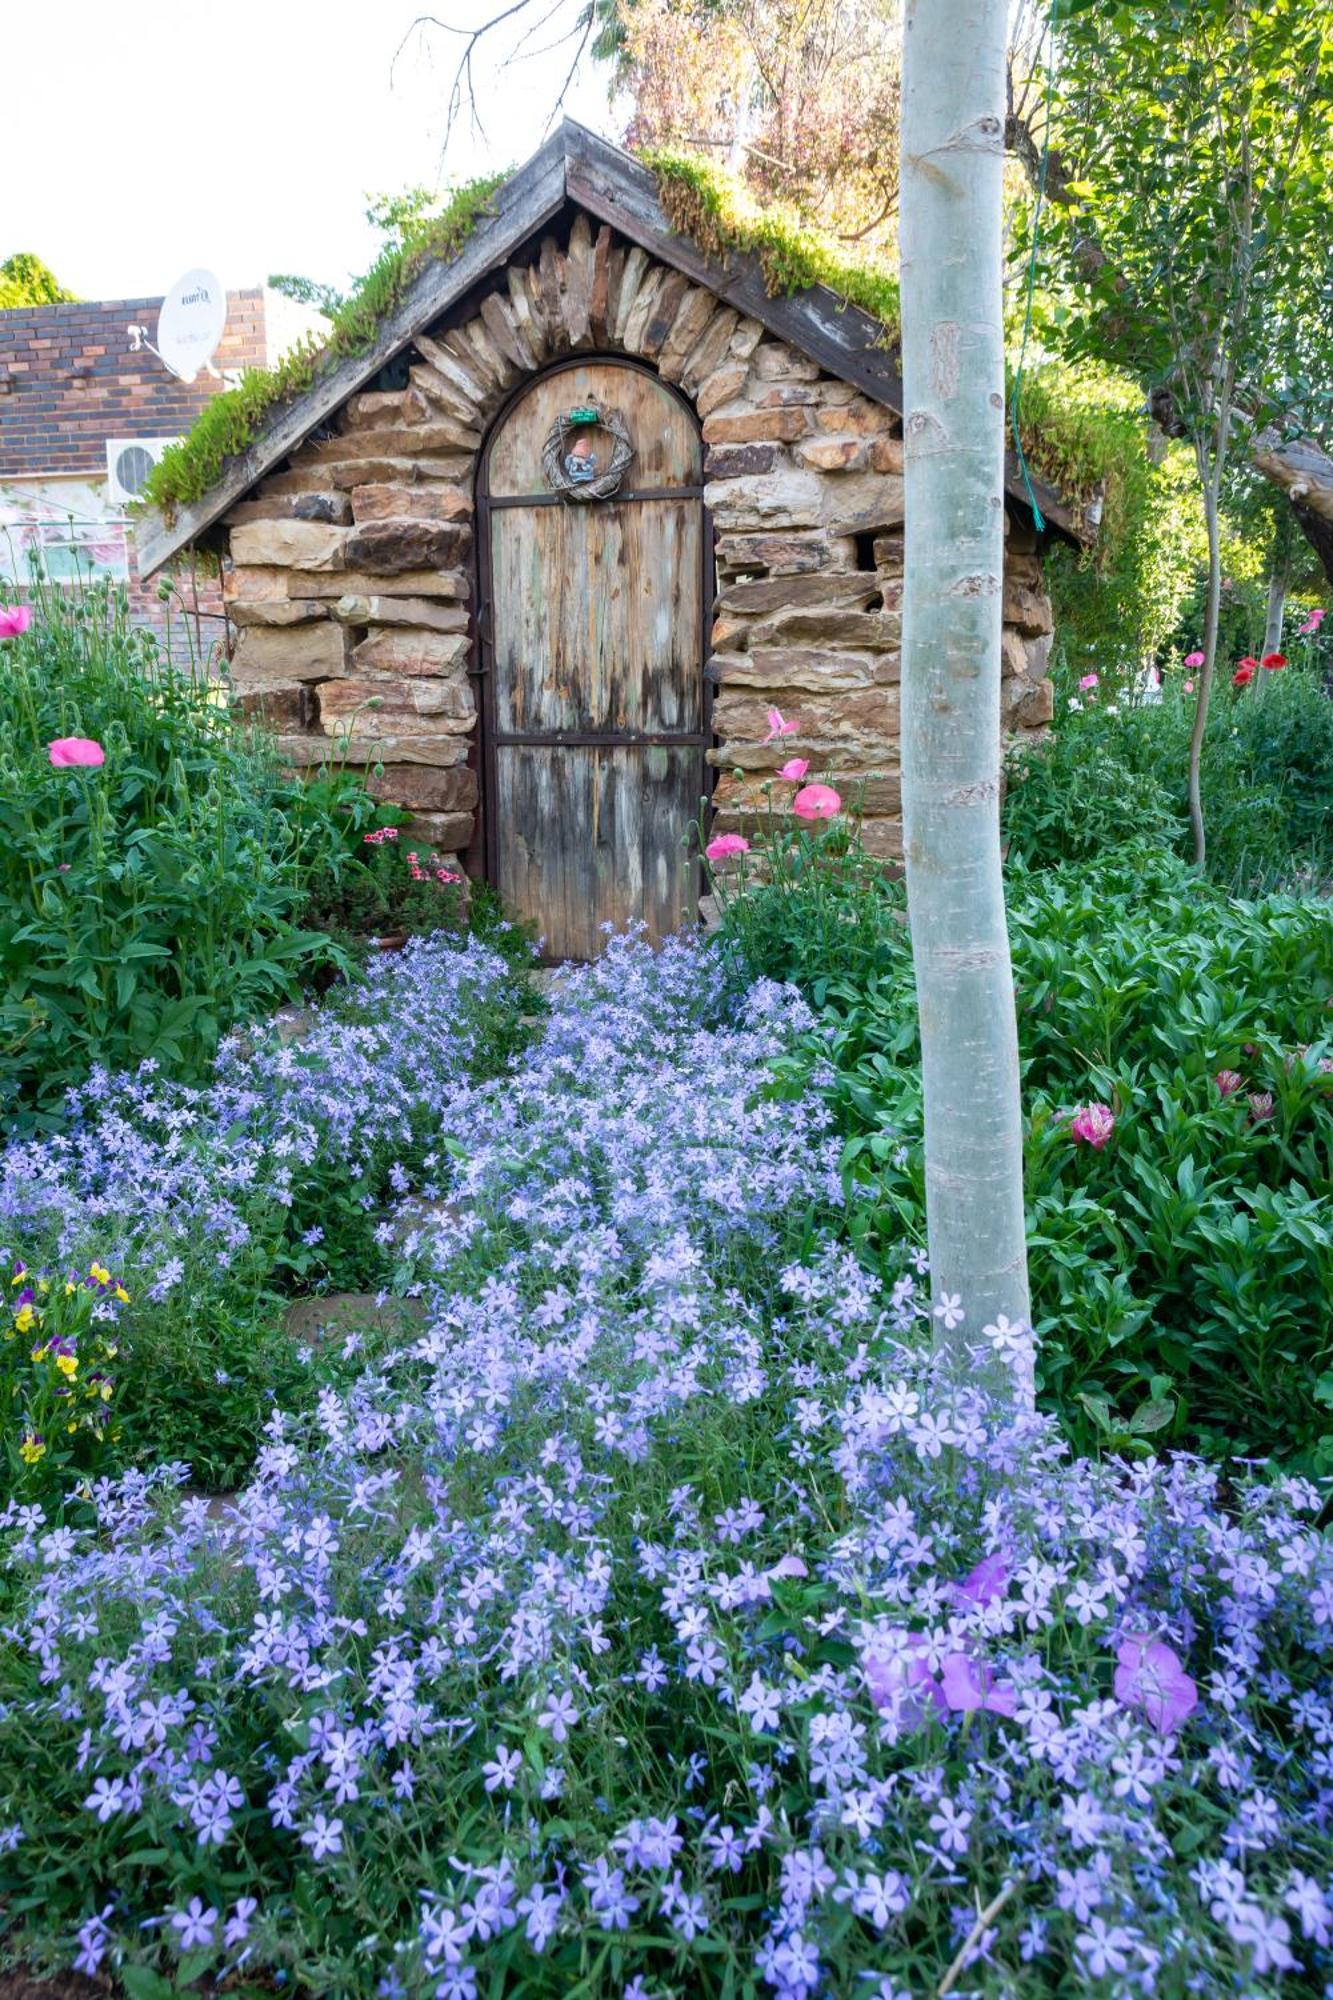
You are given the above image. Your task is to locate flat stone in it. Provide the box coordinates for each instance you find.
[613,246,653,343]
[621,265,670,353]
[227,598,328,628]
[705,469,825,529]
[231,682,308,727]
[333,595,468,632]
[276,731,470,770]
[1002,579,1053,637]
[869,437,905,474]
[819,473,906,533]
[706,444,779,480]
[730,317,765,359]
[413,331,492,407]
[226,490,351,526]
[748,608,901,649]
[481,289,538,371]
[409,361,483,426]
[695,363,748,417]
[344,520,471,576]
[711,647,888,692]
[350,484,471,524]
[405,809,474,850]
[703,408,811,445]
[716,530,857,575]
[1010,677,1055,727]
[682,308,740,391]
[343,388,425,429]
[873,533,905,571]
[229,620,347,683]
[751,342,820,381]
[230,520,348,570]
[1002,626,1029,676]
[292,567,469,601]
[507,264,550,365]
[351,628,470,677]
[657,284,716,380]
[223,563,288,602]
[1024,632,1053,678]
[717,573,881,614]
[317,676,475,729]
[797,437,870,472]
[368,762,479,812]
[537,238,572,357]
[284,1293,428,1348]
[713,686,900,748]
[588,224,616,344]
[817,398,897,438]
[325,456,473,489]
[562,212,594,345]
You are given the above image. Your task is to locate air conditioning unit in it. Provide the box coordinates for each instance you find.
[105,437,180,507]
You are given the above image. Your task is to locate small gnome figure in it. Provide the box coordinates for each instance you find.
[564,431,598,484]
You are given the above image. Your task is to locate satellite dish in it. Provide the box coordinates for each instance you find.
[156,268,227,383]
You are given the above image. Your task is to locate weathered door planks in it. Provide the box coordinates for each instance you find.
[480,359,708,960]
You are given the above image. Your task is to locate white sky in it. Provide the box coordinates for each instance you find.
[3,0,620,302]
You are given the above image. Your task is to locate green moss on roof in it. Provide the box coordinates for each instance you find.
[643,149,902,338]
[143,174,509,518]
[145,142,1143,547]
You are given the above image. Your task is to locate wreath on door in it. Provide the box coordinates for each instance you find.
[541,404,635,502]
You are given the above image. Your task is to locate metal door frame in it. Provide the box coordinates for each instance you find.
[471,352,715,910]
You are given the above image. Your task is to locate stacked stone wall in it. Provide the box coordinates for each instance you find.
[219,213,1055,866]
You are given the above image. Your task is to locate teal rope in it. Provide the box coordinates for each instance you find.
[1009,30,1055,534]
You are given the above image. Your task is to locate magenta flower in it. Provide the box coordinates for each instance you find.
[1113,1634,1198,1735]
[0,604,32,640]
[955,1552,1009,1607]
[762,708,799,744]
[939,1652,1017,1718]
[705,833,749,862]
[1070,1102,1115,1149]
[1183,679,1195,694]
[1078,672,1100,690]
[48,736,106,769]
[1183,650,1204,668]
[776,758,809,783]
[1298,608,1325,635]
[1247,1091,1274,1124]
[792,784,841,822]
[1214,1070,1244,1098]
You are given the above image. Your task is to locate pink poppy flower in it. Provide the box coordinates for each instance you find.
[1214,1070,1244,1098]
[1298,608,1325,635]
[48,737,105,769]
[0,605,32,640]
[1183,650,1204,668]
[792,784,841,822]
[939,1653,1017,1718]
[762,708,799,744]
[705,832,749,862]
[1113,1634,1197,1736]
[776,758,809,783]
[1070,1102,1115,1149]
[1183,680,1195,694]
[1078,672,1100,690]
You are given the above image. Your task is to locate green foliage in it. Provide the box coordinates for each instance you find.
[1046,436,1211,676]
[2,1257,127,1506]
[786,843,1333,1466]
[144,174,508,515]
[0,578,365,1125]
[704,799,904,997]
[645,148,903,334]
[0,252,77,308]
[1005,664,1333,889]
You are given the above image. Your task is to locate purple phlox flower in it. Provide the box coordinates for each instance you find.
[938,1651,1017,1719]
[1113,1633,1198,1735]
[169,1897,218,1951]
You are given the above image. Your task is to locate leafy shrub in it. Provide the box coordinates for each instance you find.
[2,1256,128,1505]
[808,845,1333,1465]
[1,942,1330,1998]
[1004,663,1333,888]
[0,580,371,1124]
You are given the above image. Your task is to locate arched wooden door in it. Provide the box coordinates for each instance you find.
[477,358,709,961]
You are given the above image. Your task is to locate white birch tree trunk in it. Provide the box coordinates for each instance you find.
[899,0,1031,1394]
[1263,560,1288,658]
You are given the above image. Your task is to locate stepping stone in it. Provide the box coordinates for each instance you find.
[283,1292,427,1348]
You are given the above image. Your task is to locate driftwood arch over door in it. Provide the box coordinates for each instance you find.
[477,356,710,962]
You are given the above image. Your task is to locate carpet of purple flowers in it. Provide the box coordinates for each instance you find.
[1,933,1332,1997]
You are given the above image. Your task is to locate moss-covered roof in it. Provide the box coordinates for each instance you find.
[140,123,1131,572]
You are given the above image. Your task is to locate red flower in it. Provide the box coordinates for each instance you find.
[1261,651,1287,671]
[1231,661,1256,688]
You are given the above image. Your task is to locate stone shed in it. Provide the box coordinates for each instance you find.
[140,123,1088,961]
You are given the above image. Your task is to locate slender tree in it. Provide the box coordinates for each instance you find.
[899,0,1032,1388]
